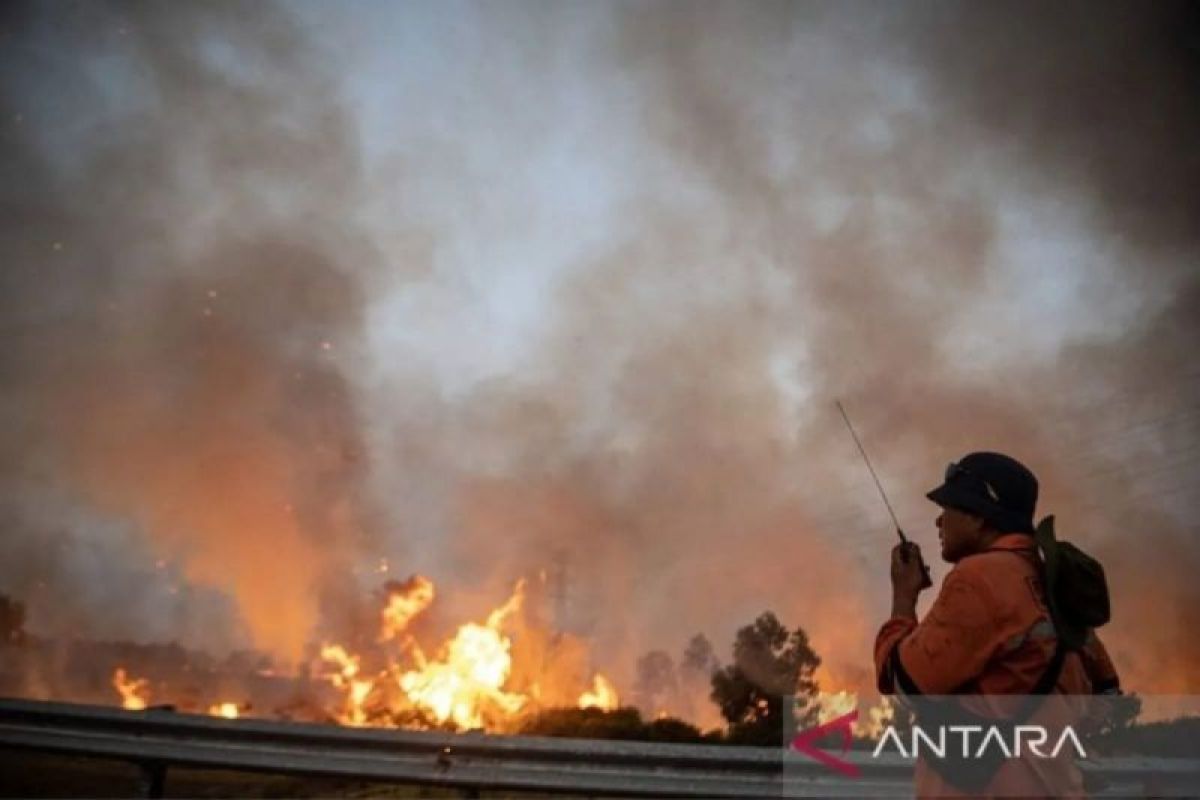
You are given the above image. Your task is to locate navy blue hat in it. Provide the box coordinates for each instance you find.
[926,452,1038,533]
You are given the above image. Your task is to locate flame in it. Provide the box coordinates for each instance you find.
[311,575,623,731]
[318,644,374,726]
[380,575,435,643]
[100,572,622,732]
[112,667,149,711]
[396,579,527,729]
[814,690,858,723]
[863,695,895,737]
[208,702,239,719]
[578,673,619,710]
[314,577,554,731]
[105,575,628,734]
[811,690,895,738]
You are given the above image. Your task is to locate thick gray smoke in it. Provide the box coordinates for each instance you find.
[1,0,1197,702]
[0,1,383,661]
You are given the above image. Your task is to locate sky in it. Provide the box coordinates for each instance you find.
[1,0,1198,703]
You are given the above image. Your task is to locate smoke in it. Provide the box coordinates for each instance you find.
[1,0,1196,701]
[885,0,1200,690]
[384,0,1199,694]
[0,1,383,661]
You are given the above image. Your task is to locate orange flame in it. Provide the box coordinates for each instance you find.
[812,690,895,738]
[396,579,527,729]
[318,644,374,726]
[380,575,435,643]
[312,575,620,731]
[578,673,619,711]
[112,667,149,711]
[208,702,240,719]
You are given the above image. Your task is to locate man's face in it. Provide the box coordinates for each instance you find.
[936,506,988,562]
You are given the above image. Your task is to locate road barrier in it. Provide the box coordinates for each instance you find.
[1,698,1195,797]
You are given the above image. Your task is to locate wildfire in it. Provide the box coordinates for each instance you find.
[318,644,374,726]
[112,667,149,711]
[578,673,619,711]
[864,695,896,736]
[380,575,435,643]
[316,575,604,732]
[812,690,895,738]
[396,579,528,729]
[814,690,857,723]
[208,702,240,719]
[105,571,624,732]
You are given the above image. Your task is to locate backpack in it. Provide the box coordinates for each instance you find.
[1033,515,1111,651]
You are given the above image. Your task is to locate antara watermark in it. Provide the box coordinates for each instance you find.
[872,724,1087,760]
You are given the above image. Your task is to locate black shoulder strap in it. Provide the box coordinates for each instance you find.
[1030,641,1067,695]
[888,640,923,696]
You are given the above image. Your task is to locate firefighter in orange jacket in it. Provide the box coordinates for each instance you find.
[875,452,1119,798]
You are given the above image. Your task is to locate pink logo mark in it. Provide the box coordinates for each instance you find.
[789,709,861,778]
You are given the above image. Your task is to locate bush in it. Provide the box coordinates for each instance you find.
[518,707,706,744]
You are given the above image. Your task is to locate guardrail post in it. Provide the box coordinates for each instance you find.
[134,761,167,799]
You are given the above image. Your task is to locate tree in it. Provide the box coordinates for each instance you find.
[672,633,721,722]
[681,633,719,679]
[710,611,820,746]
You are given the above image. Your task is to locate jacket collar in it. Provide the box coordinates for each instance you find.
[988,532,1037,551]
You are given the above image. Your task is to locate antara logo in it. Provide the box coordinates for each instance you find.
[872,724,1087,760]
[790,713,1087,778]
[789,710,861,778]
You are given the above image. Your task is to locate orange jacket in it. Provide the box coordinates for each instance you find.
[874,533,1119,798]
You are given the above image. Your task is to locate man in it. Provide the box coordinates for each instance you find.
[874,451,1119,797]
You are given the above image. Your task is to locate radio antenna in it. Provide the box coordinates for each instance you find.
[835,399,905,543]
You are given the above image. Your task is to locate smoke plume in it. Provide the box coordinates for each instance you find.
[1,0,1197,702]
[0,0,381,661]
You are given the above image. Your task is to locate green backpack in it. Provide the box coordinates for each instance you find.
[1034,515,1111,651]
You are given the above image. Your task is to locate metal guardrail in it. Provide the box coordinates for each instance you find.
[1,698,1197,798]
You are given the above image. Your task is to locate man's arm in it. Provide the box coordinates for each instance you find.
[875,557,1001,696]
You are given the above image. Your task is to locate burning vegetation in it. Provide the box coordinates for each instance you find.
[99,575,618,732]
[4,584,895,744]
[111,668,149,712]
